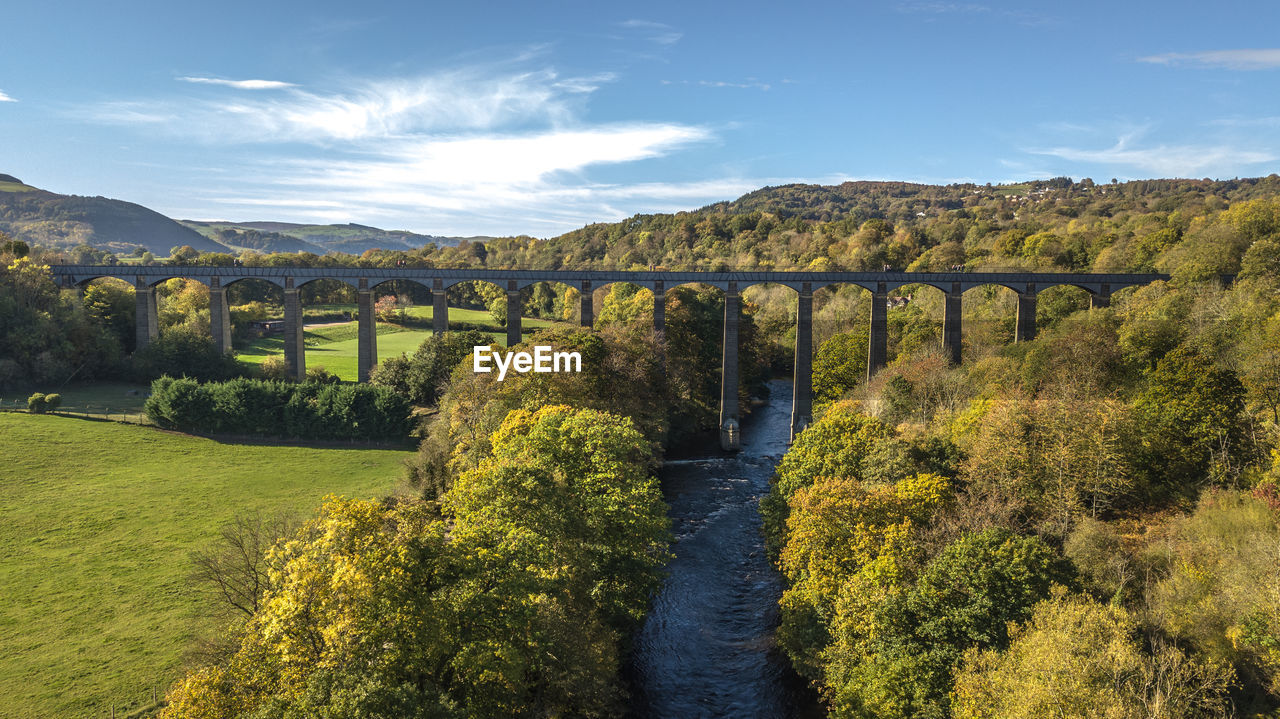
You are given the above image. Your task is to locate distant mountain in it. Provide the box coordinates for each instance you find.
[181,220,483,255]
[0,175,229,254]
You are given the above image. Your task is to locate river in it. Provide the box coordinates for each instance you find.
[630,379,817,718]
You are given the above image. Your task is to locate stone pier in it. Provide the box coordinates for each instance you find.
[357,279,377,382]
[432,279,448,335]
[134,278,158,350]
[719,282,740,451]
[1015,283,1037,343]
[580,281,593,328]
[791,282,813,441]
[1091,283,1111,309]
[506,281,522,347]
[652,280,665,337]
[283,279,306,381]
[868,281,888,380]
[210,277,231,354]
[943,282,963,364]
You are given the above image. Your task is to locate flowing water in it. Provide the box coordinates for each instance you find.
[630,379,817,718]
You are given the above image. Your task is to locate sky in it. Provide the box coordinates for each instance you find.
[2,0,1279,237]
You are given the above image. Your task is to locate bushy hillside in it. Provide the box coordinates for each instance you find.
[410,175,1280,278]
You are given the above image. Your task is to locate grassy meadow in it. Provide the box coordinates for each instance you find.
[0,413,411,719]
[0,382,151,417]
[236,305,557,380]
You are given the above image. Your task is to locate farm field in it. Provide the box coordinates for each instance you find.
[236,305,559,380]
[0,413,410,719]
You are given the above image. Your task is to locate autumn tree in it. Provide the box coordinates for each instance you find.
[823,529,1073,719]
[953,593,1232,719]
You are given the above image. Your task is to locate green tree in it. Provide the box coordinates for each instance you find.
[824,529,1073,719]
[447,405,671,633]
[1134,344,1248,491]
[161,497,461,718]
[82,279,136,351]
[762,401,907,556]
[812,330,869,405]
[778,473,951,679]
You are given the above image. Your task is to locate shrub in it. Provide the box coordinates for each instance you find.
[131,328,240,382]
[144,376,413,441]
[27,392,46,412]
[259,356,288,381]
[42,393,61,411]
[305,366,341,384]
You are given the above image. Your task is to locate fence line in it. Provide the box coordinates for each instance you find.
[0,399,150,425]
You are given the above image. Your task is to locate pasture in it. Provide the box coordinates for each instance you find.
[236,304,557,380]
[0,413,410,718]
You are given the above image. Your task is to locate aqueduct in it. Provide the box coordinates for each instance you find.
[51,266,1169,450]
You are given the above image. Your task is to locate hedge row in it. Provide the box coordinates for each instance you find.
[144,376,414,441]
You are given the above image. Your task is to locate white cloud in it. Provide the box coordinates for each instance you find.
[0,90,16,102]
[99,68,614,143]
[1138,49,1280,70]
[179,76,297,89]
[280,124,711,188]
[1028,132,1275,177]
[80,60,776,235]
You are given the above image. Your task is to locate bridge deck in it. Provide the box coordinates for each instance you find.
[50,265,1170,294]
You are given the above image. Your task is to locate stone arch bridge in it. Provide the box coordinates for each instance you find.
[51,266,1167,450]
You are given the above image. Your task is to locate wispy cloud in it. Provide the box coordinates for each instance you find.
[894,2,1054,26]
[1138,49,1280,70]
[1209,115,1280,128]
[1028,131,1275,177]
[619,19,682,46]
[0,90,16,102]
[178,76,297,89]
[95,68,613,143]
[93,101,177,124]
[663,79,772,91]
[895,2,992,15]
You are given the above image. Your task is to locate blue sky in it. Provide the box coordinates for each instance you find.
[2,0,1279,236]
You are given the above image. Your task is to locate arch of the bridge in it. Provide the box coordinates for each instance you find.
[518,278,583,327]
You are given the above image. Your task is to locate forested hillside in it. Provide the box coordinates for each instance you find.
[0,175,227,255]
[414,175,1280,278]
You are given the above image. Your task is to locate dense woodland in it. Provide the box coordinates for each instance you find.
[4,175,1280,717]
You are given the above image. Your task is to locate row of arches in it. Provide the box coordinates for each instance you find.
[60,268,1137,450]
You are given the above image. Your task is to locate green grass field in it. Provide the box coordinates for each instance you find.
[0,382,152,418]
[0,413,411,719]
[236,306,557,380]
